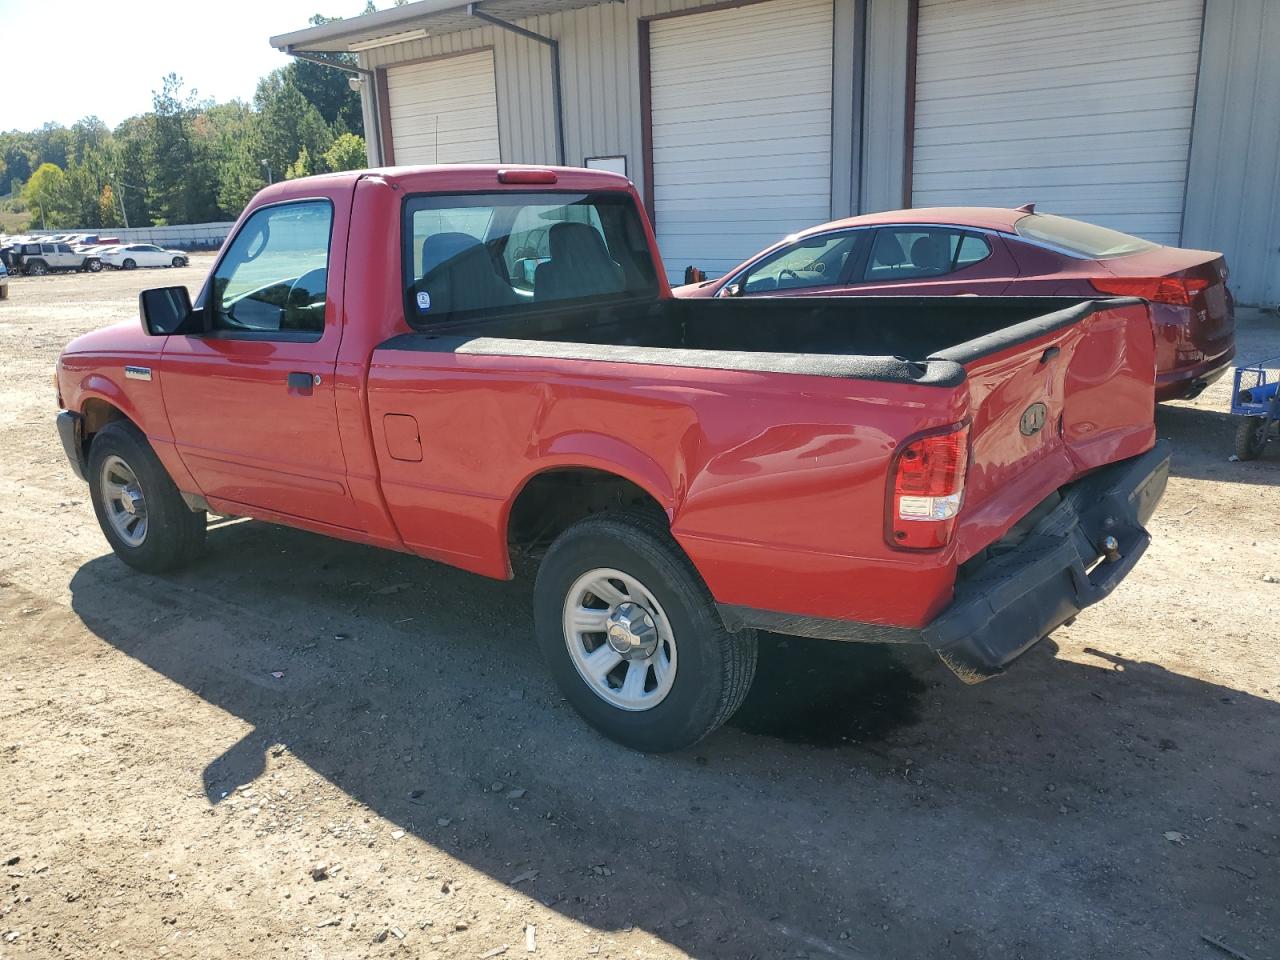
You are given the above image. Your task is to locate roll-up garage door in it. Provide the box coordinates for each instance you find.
[649,0,834,279]
[912,0,1203,245]
[386,50,500,165]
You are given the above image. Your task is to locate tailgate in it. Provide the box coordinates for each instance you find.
[938,299,1157,563]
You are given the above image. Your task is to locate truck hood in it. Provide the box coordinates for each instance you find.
[62,320,156,356]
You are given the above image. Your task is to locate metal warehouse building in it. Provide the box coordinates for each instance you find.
[272,0,1280,304]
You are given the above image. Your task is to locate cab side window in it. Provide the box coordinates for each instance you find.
[210,200,333,339]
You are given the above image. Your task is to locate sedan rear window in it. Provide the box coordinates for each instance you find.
[1013,213,1157,259]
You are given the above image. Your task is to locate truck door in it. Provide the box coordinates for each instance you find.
[159,191,360,529]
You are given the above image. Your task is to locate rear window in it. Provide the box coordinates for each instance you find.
[1013,213,1157,259]
[402,191,659,326]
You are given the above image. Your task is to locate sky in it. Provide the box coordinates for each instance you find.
[0,0,376,132]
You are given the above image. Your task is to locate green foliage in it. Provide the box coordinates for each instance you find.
[324,133,368,173]
[3,28,369,228]
[21,163,70,227]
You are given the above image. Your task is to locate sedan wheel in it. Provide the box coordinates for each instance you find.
[122,258,136,270]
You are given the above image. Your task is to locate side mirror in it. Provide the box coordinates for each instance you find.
[720,283,743,298]
[139,286,200,335]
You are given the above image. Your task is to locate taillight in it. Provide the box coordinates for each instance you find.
[1090,276,1211,305]
[887,424,969,550]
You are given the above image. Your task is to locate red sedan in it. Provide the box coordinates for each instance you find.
[673,206,1235,401]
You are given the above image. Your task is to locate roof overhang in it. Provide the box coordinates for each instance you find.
[270,0,610,54]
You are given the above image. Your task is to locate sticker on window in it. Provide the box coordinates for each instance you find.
[415,291,431,312]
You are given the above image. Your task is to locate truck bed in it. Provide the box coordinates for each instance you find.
[392,295,1109,383]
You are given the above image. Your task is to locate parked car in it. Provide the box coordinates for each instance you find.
[673,207,1236,402]
[99,244,189,270]
[0,259,8,300]
[13,241,104,274]
[54,166,1170,752]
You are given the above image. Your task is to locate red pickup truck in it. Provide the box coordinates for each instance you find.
[55,165,1170,752]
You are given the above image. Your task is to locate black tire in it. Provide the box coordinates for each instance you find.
[86,258,102,272]
[534,511,757,752]
[87,421,206,573]
[122,258,136,270]
[171,256,187,268]
[26,259,48,276]
[1235,416,1270,460]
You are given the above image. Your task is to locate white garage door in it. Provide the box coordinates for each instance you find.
[912,0,1203,244]
[650,0,834,280]
[386,51,500,166]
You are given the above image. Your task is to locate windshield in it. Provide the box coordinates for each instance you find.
[1013,213,1158,259]
[402,191,659,326]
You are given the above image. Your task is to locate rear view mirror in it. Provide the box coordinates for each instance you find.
[139,286,197,335]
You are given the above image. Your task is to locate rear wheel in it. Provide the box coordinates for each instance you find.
[1235,416,1270,460]
[86,258,102,272]
[122,258,136,270]
[26,259,48,276]
[87,421,206,572]
[534,511,757,752]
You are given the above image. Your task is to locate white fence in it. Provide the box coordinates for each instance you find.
[26,221,235,251]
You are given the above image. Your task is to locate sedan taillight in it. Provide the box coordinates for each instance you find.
[1090,276,1211,305]
[887,423,970,550]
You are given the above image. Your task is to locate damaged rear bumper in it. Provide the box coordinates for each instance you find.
[718,442,1171,682]
[923,441,1170,681]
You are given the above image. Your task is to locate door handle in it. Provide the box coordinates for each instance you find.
[1039,346,1061,364]
[287,371,320,393]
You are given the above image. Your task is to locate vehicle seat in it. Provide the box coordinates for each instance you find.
[416,232,518,315]
[283,267,327,330]
[910,235,951,275]
[533,223,624,301]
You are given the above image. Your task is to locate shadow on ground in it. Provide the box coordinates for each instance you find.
[68,519,1279,959]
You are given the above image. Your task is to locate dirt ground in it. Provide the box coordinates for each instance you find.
[0,260,1277,960]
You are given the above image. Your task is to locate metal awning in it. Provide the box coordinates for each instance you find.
[269,0,610,53]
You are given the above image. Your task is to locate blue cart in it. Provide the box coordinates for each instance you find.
[1231,355,1279,460]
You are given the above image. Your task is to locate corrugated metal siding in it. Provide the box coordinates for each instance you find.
[361,0,864,212]
[1182,0,1280,306]
[912,0,1204,245]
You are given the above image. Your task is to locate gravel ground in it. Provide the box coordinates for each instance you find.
[0,259,1277,960]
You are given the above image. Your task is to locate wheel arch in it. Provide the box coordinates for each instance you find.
[504,462,674,573]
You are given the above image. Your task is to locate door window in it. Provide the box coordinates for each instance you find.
[734,231,860,294]
[864,228,991,282]
[209,200,334,339]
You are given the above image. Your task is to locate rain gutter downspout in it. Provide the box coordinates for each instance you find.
[466,3,566,165]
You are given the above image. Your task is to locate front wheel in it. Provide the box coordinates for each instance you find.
[87,421,206,572]
[171,256,187,268]
[534,511,757,752]
[122,258,136,270]
[86,259,102,272]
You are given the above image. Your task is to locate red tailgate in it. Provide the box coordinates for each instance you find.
[947,300,1157,563]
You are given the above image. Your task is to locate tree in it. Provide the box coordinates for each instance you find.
[254,70,334,187]
[285,146,314,181]
[323,133,368,173]
[98,185,122,227]
[288,17,365,134]
[21,162,70,228]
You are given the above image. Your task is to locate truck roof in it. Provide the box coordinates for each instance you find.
[253,164,634,204]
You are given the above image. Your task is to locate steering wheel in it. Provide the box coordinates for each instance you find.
[779,268,801,282]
